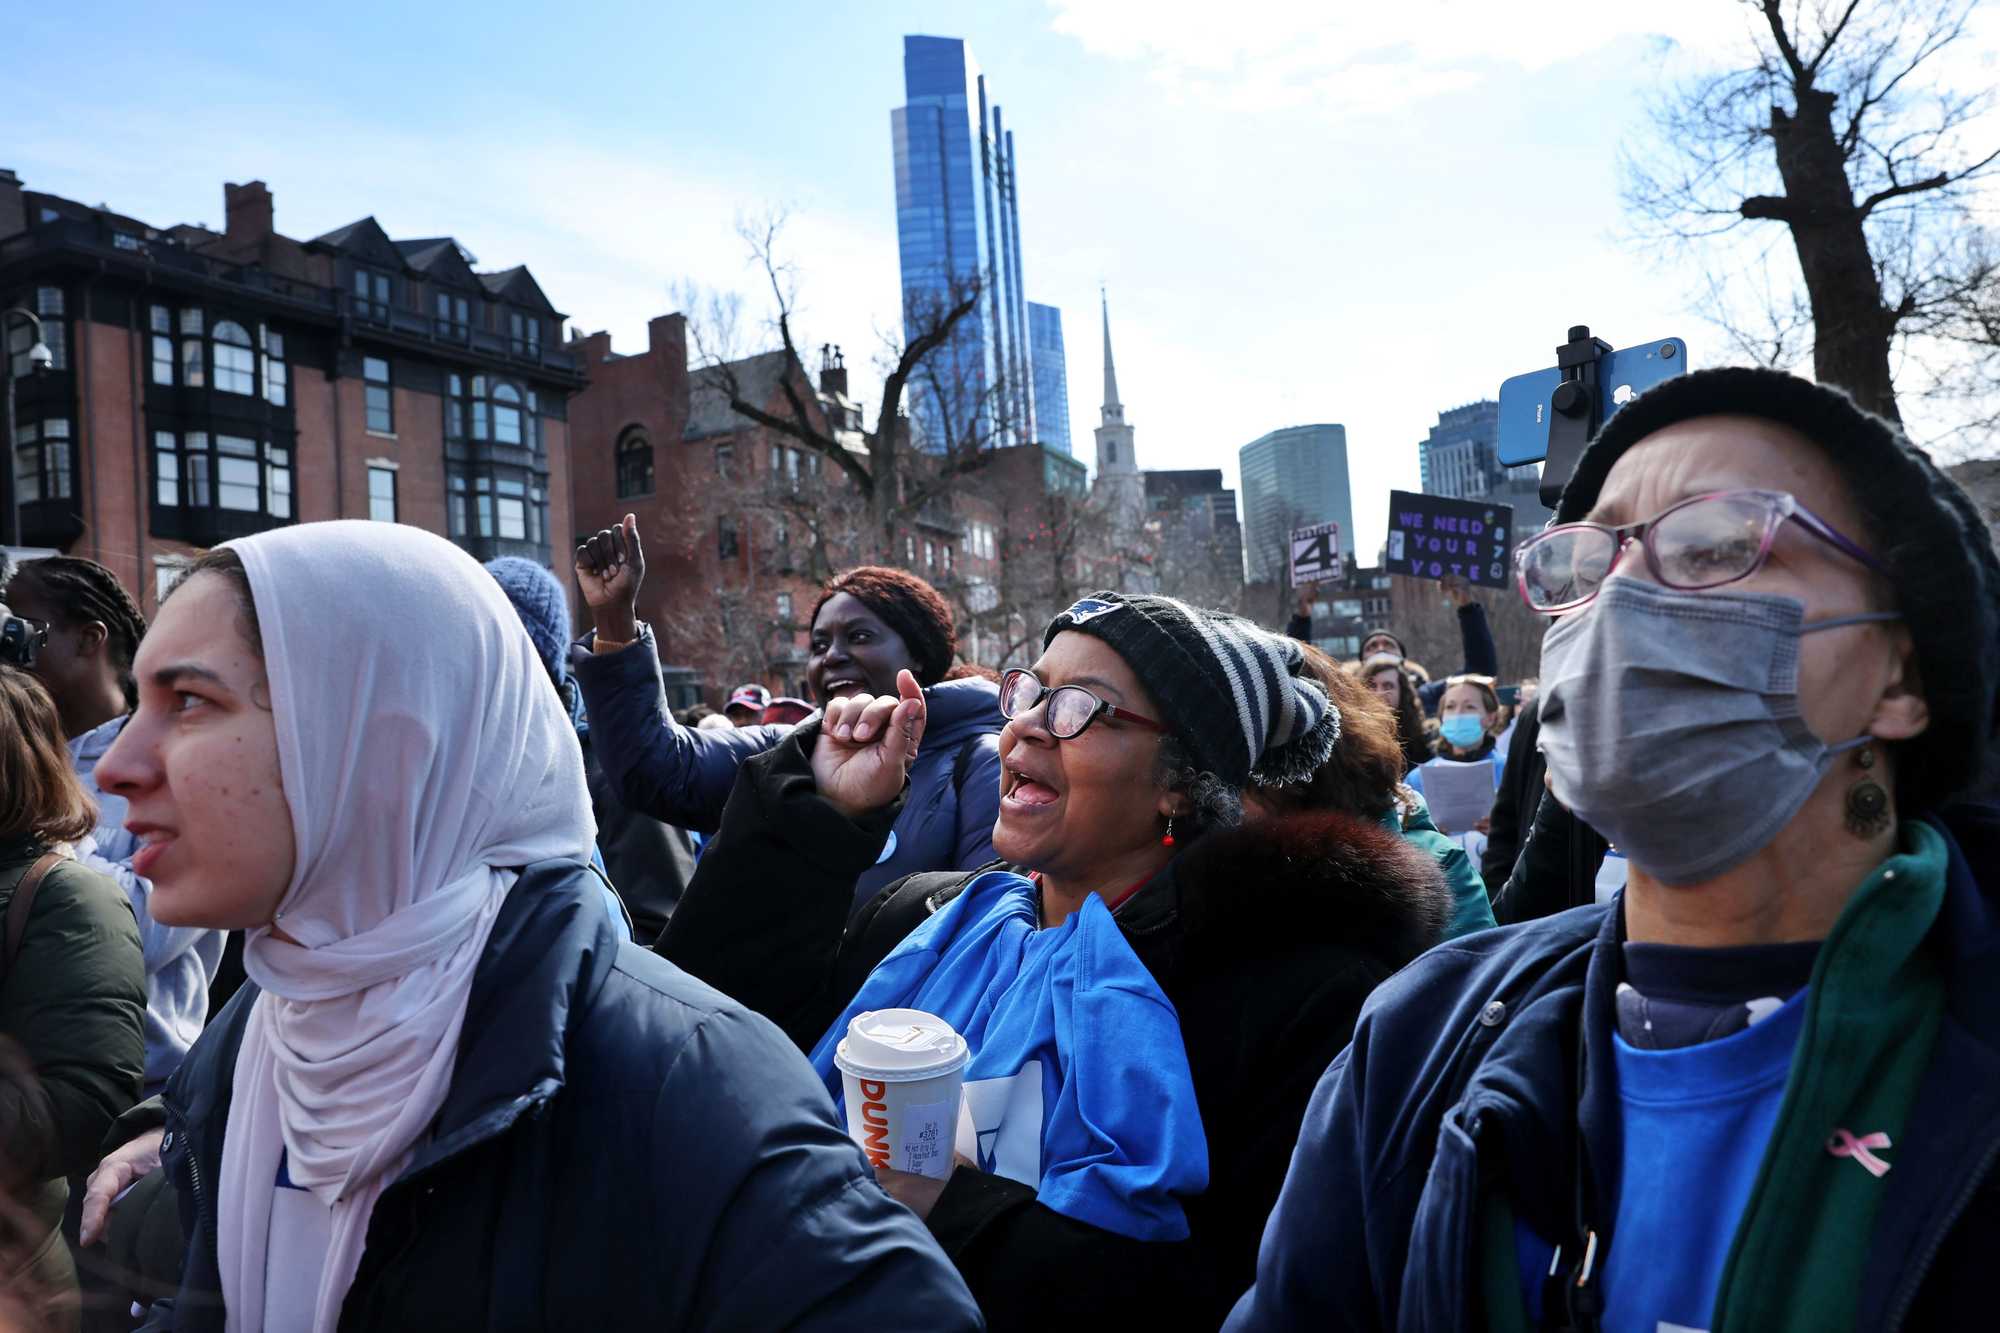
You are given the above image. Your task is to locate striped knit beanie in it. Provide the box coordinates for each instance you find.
[1044,592,1342,790]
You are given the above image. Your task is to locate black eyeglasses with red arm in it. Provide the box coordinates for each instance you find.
[998,668,1168,740]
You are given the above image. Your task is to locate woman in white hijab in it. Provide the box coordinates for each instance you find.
[82,522,976,1332]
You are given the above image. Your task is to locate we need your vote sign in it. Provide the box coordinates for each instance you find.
[1384,491,1515,590]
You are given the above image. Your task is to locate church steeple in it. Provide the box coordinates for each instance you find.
[1100,288,1123,426]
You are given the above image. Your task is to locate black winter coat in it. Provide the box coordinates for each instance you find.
[658,727,1451,1330]
[133,861,980,1331]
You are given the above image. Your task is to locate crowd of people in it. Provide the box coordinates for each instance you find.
[0,365,1992,1331]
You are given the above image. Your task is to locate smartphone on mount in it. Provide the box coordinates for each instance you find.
[1494,337,1688,467]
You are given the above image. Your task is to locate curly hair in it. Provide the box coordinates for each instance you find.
[1254,645,1406,821]
[1153,734,1244,837]
[0,666,97,844]
[812,566,957,686]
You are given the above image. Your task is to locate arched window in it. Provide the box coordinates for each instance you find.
[1104,441,1118,465]
[467,375,532,447]
[493,381,523,445]
[617,427,654,498]
[213,321,255,394]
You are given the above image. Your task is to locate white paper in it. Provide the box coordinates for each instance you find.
[1423,758,1496,835]
[898,1101,954,1178]
[955,1060,1045,1186]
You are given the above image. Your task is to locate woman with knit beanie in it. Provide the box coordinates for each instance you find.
[573,516,1003,919]
[1229,367,2000,1332]
[659,591,1450,1330]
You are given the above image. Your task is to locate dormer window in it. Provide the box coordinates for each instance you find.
[508,310,542,359]
[434,291,470,340]
[353,267,393,323]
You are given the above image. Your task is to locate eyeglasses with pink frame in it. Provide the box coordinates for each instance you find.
[1514,488,1887,615]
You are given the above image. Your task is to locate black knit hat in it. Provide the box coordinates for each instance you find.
[1557,366,2000,810]
[1043,592,1342,789]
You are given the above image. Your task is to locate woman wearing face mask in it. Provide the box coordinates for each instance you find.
[661,593,1449,1330]
[1227,368,2000,1332]
[78,524,977,1332]
[1406,674,1508,868]
[573,516,1002,918]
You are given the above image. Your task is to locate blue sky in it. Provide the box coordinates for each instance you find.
[13,1,1994,558]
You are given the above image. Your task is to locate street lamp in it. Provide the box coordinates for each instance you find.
[2,307,53,550]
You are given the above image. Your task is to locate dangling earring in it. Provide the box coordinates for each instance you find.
[1161,816,1176,849]
[1844,744,1892,839]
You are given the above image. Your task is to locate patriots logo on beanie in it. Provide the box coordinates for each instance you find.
[1057,597,1126,626]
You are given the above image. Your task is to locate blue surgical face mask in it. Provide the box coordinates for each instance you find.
[1536,579,1900,885]
[1439,714,1487,750]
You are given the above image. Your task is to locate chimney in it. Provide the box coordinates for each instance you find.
[224,180,273,244]
[648,313,687,361]
[0,169,23,242]
[819,343,848,397]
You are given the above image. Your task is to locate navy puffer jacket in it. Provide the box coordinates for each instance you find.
[135,861,980,1331]
[572,627,1003,913]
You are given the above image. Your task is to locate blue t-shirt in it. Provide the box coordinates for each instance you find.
[809,870,1208,1241]
[1516,987,1808,1332]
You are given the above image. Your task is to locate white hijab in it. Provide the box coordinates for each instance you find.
[213,522,594,1332]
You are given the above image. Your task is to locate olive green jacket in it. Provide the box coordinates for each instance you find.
[0,838,146,1233]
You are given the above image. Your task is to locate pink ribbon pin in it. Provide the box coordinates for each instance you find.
[1826,1128,1893,1177]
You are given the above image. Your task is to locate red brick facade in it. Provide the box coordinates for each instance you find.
[1,173,580,614]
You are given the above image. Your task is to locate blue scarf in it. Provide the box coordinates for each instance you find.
[810,870,1209,1240]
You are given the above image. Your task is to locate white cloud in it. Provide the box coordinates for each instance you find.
[1046,0,1757,115]
[11,101,903,404]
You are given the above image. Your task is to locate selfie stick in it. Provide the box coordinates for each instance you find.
[1540,325,1612,510]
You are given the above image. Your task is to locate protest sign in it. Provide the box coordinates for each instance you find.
[1288,522,1344,586]
[1383,491,1514,590]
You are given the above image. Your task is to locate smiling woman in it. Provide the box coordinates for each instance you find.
[571,516,1005,919]
[659,590,1451,1330]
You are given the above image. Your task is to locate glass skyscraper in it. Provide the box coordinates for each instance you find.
[892,35,1034,452]
[1419,400,1552,530]
[1027,301,1070,454]
[1238,425,1356,584]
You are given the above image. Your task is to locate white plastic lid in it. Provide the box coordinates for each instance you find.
[833,1008,969,1081]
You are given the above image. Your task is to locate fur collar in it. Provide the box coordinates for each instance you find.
[1119,808,1452,973]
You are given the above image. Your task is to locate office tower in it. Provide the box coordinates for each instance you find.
[891,35,1033,452]
[1027,301,1069,454]
[1419,399,1551,530]
[1237,425,1355,584]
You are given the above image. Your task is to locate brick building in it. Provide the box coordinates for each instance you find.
[569,320,884,705]
[0,171,580,611]
[566,312,1085,697]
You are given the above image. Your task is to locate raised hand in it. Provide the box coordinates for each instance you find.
[812,670,928,819]
[574,513,645,643]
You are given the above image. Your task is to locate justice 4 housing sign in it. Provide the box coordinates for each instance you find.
[1384,490,1515,590]
[1288,521,1344,586]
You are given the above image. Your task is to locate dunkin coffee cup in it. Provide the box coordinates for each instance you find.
[833,1008,969,1180]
